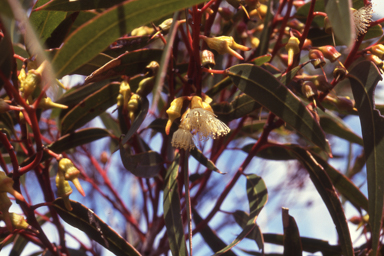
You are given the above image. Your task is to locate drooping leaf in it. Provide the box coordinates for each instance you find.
[347,60,384,256]
[212,94,262,123]
[29,0,67,43]
[51,0,207,78]
[282,208,302,256]
[163,154,188,256]
[190,147,224,174]
[120,96,149,146]
[319,110,363,146]
[228,64,331,154]
[85,49,163,84]
[233,210,264,253]
[61,82,120,134]
[242,143,295,161]
[72,53,114,76]
[53,199,141,256]
[103,36,154,57]
[214,174,268,255]
[283,146,353,256]
[324,0,354,47]
[120,145,163,178]
[263,233,342,255]
[35,0,126,11]
[205,77,233,98]
[193,208,237,256]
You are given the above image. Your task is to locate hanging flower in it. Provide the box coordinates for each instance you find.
[352,4,372,37]
[171,123,196,151]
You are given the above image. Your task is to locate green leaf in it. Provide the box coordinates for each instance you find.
[205,77,233,98]
[282,208,302,256]
[53,199,141,256]
[29,0,67,43]
[51,0,206,78]
[163,154,188,256]
[228,64,331,154]
[72,53,114,76]
[61,82,120,134]
[252,54,272,66]
[121,96,149,145]
[319,110,363,146]
[324,0,353,47]
[190,147,224,174]
[284,146,353,256]
[233,210,264,253]
[120,146,163,178]
[85,49,163,84]
[193,208,237,256]
[280,64,305,86]
[214,174,268,255]
[212,94,261,123]
[242,143,295,160]
[255,0,273,57]
[347,60,384,256]
[103,36,154,57]
[263,233,342,255]
[36,0,126,11]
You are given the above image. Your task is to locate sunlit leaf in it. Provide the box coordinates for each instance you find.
[347,60,384,256]
[61,82,120,134]
[53,199,142,256]
[35,0,126,11]
[120,145,163,178]
[233,210,264,253]
[51,0,207,78]
[193,208,237,256]
[324,0,353,47]
[85,49,163,84]
[252,54,272,66]
[228,64,331,154]
[282,208,302,256]
[190,148,224,174]
[163,154,188,256]
[29,0,67,43]
[214,174,268,255]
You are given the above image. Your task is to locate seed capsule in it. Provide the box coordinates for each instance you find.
[309,49,326,68]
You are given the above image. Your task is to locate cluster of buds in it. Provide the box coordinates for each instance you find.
[322,95,356,114]
[367,44,384,73]
[165,96,230,151]
[56,158,85,211]
[18,61,67,110]
[202,36,250,60]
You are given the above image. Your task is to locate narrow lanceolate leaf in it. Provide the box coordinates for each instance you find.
[29,0,67,43]
[35,0,126,11]
[347,60,384,256]
[121,96,149,146]
[228,64,331,154]
[163,155,188,256]
[85,49,163,84]
[282,208,302,256]
[61,82,120,134]
[51,0,206,78]
[53,199,142,256]
[120,145,163,178]
[20,128,111,166]
[233,210,264,253]
[212,94,261,123]
[324,0,354,47]
[190,148,224,174]
[72,53,114,76]
[193,208,237,256]
[214,174,268,255]
[285,146,353,256]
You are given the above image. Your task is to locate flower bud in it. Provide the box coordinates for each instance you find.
[333,66,348,80]
[58,158,85,197]
[190,96,204,109]
[0,172,24,202]
[0,193,12,231]
[116,94,124,108]
[127,94,141,122]
[159,18,173,31]
[203,36,250,60]
[370,44,384,59]
[251,37,260,49]
[166,97,184,135]
[285,36,300,67]
[37,97,68,110]
[201,50,216,69]
[309,49,326,68]
[302,39,312,49]
[100,151,109,165]
[9,213,30,230]
[249,4,267,19]
[202,102,214,113]
[131,26,155,36]
[317,45,341,62]
[21,72,40,99]
[56,171,73,211]
[287,19,305,31]
[366,54,383,69]
[323,95,356,113]
[144,61,159,77]
[136,77,155,97]
[18,68,26,82]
